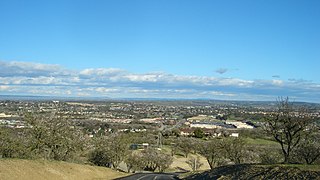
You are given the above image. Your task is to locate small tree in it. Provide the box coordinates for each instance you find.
[294,134,320,164]
[186,156,203,171]
[194,128,204,138]
[224,137,247,164]
[88,149,111,167]
[126,148,173,172]
[199,138,226,169]
[264,97,312,163]
[155,152,173,172]
[176,137,194,158]
[126,153,144,172]
[90,134,129,169]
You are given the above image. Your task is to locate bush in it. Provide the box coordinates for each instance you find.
[88,149,111,167]
[293,134,320,164]
[0,128,29,158]
[125,148,173,172]
[258,148,282,164]
[90,134,129,169]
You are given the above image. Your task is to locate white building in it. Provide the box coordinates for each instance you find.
[190,123,219,129]
[226,121,254,129]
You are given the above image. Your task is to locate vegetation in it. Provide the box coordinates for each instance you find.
[193,128,204,138]
[1,98,320,179]
[0,112,85,161]
[186,156,203,171]
[175,137,195,158]
[198,138,226,169]
[125,148,173,172]
[264,97,314,163]
[183,164,320,180]
[25,112,85,161]
[293,133,320,164]
[89,134,129,169]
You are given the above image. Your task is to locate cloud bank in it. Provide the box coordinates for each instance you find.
[0,61,319,102]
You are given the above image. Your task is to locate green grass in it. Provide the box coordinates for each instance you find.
[244,137,278,145]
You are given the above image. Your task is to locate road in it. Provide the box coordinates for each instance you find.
[115,173,180,180]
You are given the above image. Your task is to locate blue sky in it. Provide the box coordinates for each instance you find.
[0,0,320,102]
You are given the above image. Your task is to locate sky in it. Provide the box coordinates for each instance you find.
[0,0,320,102]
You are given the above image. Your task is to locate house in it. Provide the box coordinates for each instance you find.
[230,133,239,137]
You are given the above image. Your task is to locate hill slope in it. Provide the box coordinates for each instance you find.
[184,164,320,180]
[0,159,127,180]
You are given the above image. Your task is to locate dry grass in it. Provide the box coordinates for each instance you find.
[0,159,127,180]
[170,154,210,172]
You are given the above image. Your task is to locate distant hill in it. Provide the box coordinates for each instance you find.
[183,164,320,180]
[0,159,127,180]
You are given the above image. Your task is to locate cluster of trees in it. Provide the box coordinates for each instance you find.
[171,98,320,169]
[0,112,174,172]
[199,137,248,168]
[170,136,249,170]
[0,112,85,161]
[88,133,173,172]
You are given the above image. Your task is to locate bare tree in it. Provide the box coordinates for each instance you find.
[264,97,313,163]
[295,133,320,164]
[199,138,226,169]
[176,137,194,158]
[224,137,247,164]
[186,156,203,171]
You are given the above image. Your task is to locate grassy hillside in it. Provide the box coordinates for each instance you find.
[183,164,320,180]
[0,159,127,180]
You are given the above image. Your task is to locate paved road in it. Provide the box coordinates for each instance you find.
[115,173,180,180]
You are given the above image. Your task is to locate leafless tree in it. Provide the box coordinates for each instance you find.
[186,156,203,171]
[295,133,320,164]
[176,137,195,158]
[223,137,247,164]
[198,138,226,169]
[264,97,313,163]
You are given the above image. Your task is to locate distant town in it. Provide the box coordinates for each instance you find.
[1,98,319,138]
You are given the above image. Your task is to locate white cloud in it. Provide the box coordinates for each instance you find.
[272,79,283,86]
[80,68,125,76]
[95,87,119,93]
[1,60,320,102]
[0,85,10,91]
[0,61,68,77]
